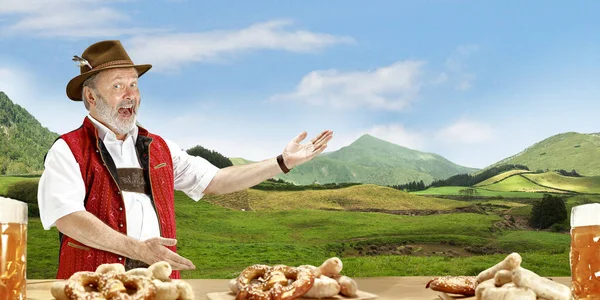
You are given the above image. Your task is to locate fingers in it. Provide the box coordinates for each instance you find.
[293,131,308,143]
[310,145,328,159]
[310,130,331,144]
[312,131,333,149]
[142,237,195,270]
[164,252,196,270]
[155,237,177,247]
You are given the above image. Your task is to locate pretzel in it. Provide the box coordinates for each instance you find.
[55,261,192,300]
[303,275,340,298]
[475,278,495,299]
[96,263,126,274]
[148,261,172,281]
[426,276,477,296]
[101,273,156,299]
[333,275,358,297]
[50,281,68,300]
[318,257,343,277]
[476,253,522,283]
[480,283,536,300]
[235,264,315,300]
[512,267,571,300]
[298,265,322,277]
[174,279,194,300]
[64,271,105,299]
[493,270,512,287]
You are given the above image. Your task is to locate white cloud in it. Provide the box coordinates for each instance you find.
[0,0,158,37]
[364,124,426,150]
[269,60,425,111]
[443,44,478,91]
[126,20,354,72]
[437,118,493,144]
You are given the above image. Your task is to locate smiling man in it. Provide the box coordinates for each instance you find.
[37,40,333,279]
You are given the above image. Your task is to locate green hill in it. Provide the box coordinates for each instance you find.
[479,175,567,194]
[487,132,600,176]
[203,184,468,212]
[523,172,600,194]
[0,92,59,175]
[270,134,478,186]
[475,169,533,187]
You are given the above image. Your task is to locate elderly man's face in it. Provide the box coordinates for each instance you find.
[89,67,141,136]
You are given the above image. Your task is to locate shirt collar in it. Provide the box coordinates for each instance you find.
[86,114,139,143]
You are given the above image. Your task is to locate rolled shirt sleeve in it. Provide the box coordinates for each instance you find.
[37,139,87,230]
[164,139,220,201]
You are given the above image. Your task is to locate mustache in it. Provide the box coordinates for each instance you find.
[117,99,136,109]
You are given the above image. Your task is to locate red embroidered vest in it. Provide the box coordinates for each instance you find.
[56,117,180,279]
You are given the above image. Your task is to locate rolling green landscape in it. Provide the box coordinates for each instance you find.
[7,167,600,279]
[1,91,599,280]
[17,182,575,279]
[232,134,479,186]
[485,131,600,176]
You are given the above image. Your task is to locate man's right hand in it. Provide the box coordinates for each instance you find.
[135,237,196,270]
[55,211,196,271]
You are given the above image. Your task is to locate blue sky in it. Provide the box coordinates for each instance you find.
[0,0,598,169]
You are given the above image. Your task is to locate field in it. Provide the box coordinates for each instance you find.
[0,175,583,280]
[0,175,38,195]
[479,175,567,193]
[23,188,574,279]
[412,186,546,198]
[523,172,600,194]
[475,169,532,187]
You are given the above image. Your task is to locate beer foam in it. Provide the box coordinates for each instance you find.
[571,203,600,227]
[0,196,28,224]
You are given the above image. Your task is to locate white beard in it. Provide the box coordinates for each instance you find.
[95,95,139,136]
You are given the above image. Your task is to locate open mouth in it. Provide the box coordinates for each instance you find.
[118,106,133,117]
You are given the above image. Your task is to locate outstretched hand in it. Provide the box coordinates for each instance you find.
[282,130,333,169]
[136,237,196,271]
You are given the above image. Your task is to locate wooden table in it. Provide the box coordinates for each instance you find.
[25,277,572,300]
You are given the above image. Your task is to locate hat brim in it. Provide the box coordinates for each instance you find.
[66,64,152,101]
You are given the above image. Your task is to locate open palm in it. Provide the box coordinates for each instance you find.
[282,130,333,169]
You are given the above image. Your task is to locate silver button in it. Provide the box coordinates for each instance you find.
[119,224,123,228]
[119,207,123,211]
[118,257,122,261]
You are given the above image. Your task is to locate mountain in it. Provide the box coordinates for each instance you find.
[244,134,478,186]
[487,132,600,176]
[0,92,59,175]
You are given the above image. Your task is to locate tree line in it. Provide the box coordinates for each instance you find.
[429,164,530,187]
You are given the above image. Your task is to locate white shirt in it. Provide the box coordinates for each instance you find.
[37,115,220,241]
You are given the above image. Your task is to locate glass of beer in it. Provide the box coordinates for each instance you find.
[0,196,28,300]
[570,203,600,299]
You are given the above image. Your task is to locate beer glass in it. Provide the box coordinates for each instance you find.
[0,196,28,300]
[571,203,600,299]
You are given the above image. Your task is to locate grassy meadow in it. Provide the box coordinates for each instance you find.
[480,175,567,193]
[412,186,547,198]
[10,170,584,280]
[25,190,573,280]
[7,170,600,279]
[475,169,532,187]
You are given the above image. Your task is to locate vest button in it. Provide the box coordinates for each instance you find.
[118,257,122,261]
[119,207,123,211]
[117,191,121,195]
[119,223,123,228]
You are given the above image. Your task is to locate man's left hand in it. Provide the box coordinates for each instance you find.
[282,130,333,169]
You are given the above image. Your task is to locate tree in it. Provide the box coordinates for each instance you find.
[186,145,233,168]
[529,194,567,229]
[458,187,479,199]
